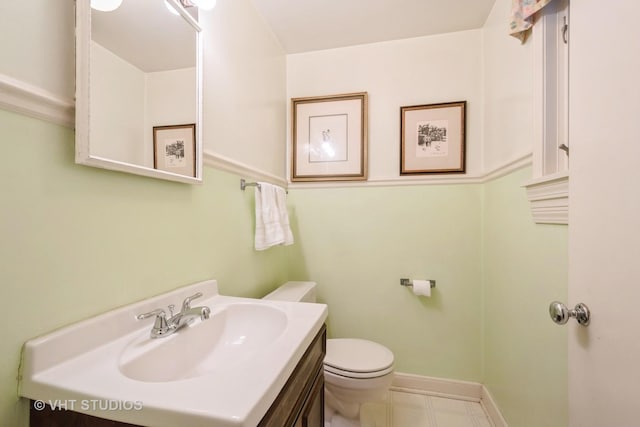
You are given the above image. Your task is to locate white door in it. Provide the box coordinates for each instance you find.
[568,1,640,426]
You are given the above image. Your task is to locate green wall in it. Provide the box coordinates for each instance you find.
[288,167,568,426]
[287,184,484,381]
[482,167,568,427]
[0,110,289,426]
[0,108,568,427]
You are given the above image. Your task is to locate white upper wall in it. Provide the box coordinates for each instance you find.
[287,31,484,181]
[482,0,534,172]
[0,0,532,182]
[287,0,538,181]
[199,0,288,179]
[90,41,146,165]
[90,41,197,168]
[145,68,197,167]
[0,0,75,101]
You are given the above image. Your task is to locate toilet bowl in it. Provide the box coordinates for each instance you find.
[263,282,395,422]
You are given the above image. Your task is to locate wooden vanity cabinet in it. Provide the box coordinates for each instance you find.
[258,325,326,427]
[30,325,326,427]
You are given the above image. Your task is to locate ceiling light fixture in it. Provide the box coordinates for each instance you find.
[90,0,123,12]
[191,0,217,10]
[164,0,181,16]
[164,0,217,16]
[90,0,216,14]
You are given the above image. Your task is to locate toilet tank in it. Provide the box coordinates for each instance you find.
[262,281,317,303]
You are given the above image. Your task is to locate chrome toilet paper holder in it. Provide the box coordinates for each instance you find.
[400,278,436,288]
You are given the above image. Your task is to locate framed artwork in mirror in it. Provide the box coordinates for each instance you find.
[153,124,196,177]
[291,92,368,182]
[400,101,466,175]
[75,0,203,184]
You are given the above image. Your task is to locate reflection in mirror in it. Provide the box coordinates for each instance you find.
[75,0,203,184]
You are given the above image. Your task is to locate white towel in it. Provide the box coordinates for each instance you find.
[254,182,294,251]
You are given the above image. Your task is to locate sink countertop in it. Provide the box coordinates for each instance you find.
[19,279,328,427]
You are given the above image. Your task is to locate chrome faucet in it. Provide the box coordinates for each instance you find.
[136,292,211,339]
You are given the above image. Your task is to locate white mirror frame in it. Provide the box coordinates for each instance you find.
[75,0,203,184]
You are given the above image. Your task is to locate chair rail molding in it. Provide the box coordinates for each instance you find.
[203,150,288,188]
[287,153,533,189]
[0,73,74,128]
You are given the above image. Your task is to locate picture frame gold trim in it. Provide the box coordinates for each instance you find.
[400,101,466,175]
[291,92,368,182]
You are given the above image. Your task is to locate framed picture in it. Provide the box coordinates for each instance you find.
[153,124,196,177]
[400,101,466,175]
[291,92,368,182]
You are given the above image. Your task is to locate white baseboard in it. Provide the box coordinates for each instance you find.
[392,372,508,427]
[392,372,482,401]
[480,385,509,427]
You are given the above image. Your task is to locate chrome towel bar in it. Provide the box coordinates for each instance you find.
[240,178,288,193]
[240,178,260,191]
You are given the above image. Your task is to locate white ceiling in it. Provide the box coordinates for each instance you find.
[250,0,497,53]
[92,0,198,72]
[90,0,496,72]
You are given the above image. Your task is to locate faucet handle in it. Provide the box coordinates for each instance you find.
[136,308,169,331]
[136,308,166,320]
[181,292,203,312]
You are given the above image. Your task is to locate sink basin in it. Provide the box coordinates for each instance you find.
[119,303,288,382]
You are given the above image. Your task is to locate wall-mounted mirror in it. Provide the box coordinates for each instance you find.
[75,0,203,184]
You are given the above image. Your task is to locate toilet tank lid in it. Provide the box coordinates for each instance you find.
[262,281,316,302]
[325,338,394,373]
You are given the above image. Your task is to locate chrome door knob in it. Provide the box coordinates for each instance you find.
[549,301,591,326]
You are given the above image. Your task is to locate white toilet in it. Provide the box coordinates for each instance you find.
[263,281,395,424]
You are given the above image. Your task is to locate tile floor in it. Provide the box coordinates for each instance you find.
[357,389,494,427]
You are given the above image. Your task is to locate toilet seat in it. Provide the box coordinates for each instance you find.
[324,338,394,379]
